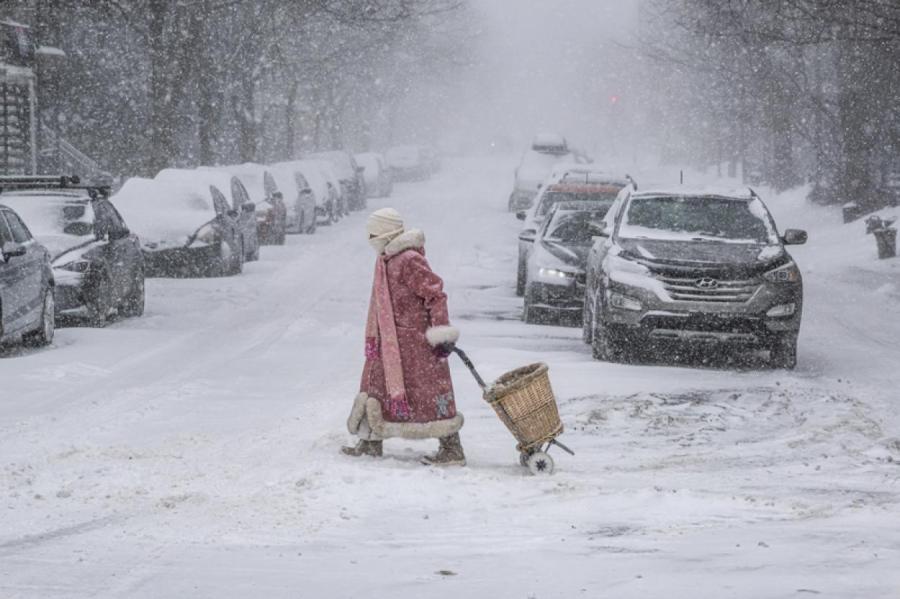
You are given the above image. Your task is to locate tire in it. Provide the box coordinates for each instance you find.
[87,275,112,326]
[582,295,594,344]
[516,254,526,297]
[119,272,145,317]
[591,314,628,363]
[770,332,798,370]
[23,288,54,347]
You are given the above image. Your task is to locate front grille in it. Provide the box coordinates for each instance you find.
[657,273,760,303]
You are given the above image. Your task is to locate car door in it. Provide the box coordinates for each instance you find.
[97,199,138,304]
[1,209,42,334]
[230,176,257,256]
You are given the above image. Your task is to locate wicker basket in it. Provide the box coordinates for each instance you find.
[485,362,562,451]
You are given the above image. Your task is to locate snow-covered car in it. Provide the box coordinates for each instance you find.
[276,159,344,225]
[306,150,366,211]
[265,166,316,235]
[523,201,614,325]
[508,135,577,211]
[386,145,430,182]
[202,165,289,245]
[516,172,628,296]
[0,202,54,346]
[113,176,244,278]
[355,152,393,198]
[583,186,808,368]
[1,184,145,325]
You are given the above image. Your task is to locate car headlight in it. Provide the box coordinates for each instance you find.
[194,224,218,245]
[537,267,577,284]
[767,303,797,317]
[57,259,91,273]
[764,261,801,283]
[608,291,642,311]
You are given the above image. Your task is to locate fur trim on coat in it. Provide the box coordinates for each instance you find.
[347,392,464,440]
[384,229,425,256]
[425,325,460,347]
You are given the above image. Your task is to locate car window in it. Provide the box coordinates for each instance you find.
[620,196,776,243]
[538,190,619,216]
[544,209,609,244]
[4,210,33,243]
[0,211,15,244]
[0,194,95,240]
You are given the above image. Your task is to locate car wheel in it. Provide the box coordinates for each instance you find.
[582,295,594,345]
[23,288,54,347]
[87,274,113,327]
[119,271,145,317]
[516,256,526,297]
[770,332,798,370]
[591,309,629,363]
[523,291,540,324]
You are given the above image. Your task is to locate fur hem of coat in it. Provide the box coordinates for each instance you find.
[425,325,460,347]
[384,229,425,256]
[347,393,464,440]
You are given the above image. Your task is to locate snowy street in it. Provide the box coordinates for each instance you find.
[1,158,899,597]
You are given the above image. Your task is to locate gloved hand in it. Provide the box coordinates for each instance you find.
[433,342,455,359]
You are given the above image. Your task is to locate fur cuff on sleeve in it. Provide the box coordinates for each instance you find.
[425,325,460,347]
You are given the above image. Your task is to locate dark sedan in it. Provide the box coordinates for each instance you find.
[0,183,145,326]
[523,201,613,325]
[0,203,54,346]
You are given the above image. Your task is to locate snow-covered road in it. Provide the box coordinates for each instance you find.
[1,158,899,598]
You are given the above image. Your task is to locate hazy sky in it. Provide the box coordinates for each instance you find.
[438,0,641,153]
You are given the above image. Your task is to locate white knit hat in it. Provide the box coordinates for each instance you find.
[366,208,404,238]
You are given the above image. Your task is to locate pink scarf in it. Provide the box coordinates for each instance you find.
[365,256,410,420]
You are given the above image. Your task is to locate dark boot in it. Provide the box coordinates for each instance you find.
[422,433,466,466]
[341,440,383,457]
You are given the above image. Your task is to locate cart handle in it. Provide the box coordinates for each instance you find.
[451,347,488,391]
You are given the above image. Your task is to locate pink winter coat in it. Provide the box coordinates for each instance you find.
[349,229,463,440]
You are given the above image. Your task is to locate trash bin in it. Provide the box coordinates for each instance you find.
[873,227,897,259]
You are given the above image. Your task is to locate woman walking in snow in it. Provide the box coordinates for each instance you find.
[343,208,465,466]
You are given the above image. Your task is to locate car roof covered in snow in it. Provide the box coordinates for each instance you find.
[631,185,757,201]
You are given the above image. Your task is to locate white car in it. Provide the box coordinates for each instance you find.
[355,152,393,198]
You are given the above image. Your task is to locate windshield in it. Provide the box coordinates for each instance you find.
[544,210,606,244]
[0,193,94,239]
[538,190,619,216]
[619,195,777,243]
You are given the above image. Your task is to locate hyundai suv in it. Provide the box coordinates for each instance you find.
[583,186,807,369]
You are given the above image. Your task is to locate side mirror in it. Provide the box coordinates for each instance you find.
[516,211,527,221]
[591,221,610,238]
[518,229,536,243]
[227,209,239,219]
[2,241,26,261]
[536,183,543,190]
[242,202,256,213]
[782,229,807,245]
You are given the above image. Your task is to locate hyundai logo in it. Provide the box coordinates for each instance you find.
[695,277,719,289]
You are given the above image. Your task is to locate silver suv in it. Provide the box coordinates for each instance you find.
[583,185,807,369]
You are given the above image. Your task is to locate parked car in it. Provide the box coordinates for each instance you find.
[0,200,54,346]
[306,151,366,211]
[508,134,577,211]
[202,165,288,245]
[516,172,628,296]
[523,201,614,325]
[583,185,807,369]
[274,160,349,225]
[355,152,393,198]
[113,176,244,278]
[266,166,316,235]
[386,145,430,182]
[1,178,145,325]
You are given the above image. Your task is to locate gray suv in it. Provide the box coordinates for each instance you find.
[583,186,807,369]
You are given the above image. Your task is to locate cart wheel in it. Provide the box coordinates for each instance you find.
[519,450,533,467]
[526,451,555,475]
